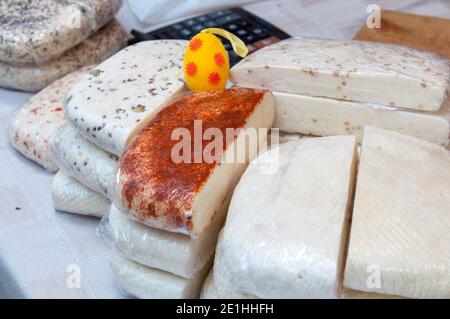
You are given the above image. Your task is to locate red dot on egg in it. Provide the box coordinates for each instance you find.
[186,62,198,76]
[189,38,203,51]
[214,52,226,67]
[208,72,221,85]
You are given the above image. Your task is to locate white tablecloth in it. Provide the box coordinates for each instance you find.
[0,0,449,298]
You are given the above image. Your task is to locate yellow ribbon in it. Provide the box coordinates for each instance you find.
[201,28,249,58]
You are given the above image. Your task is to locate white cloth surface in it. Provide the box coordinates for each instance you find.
[0,0,449,299]
[127,0,259,25]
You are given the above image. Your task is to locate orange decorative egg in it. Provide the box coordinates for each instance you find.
[184,32,230,92]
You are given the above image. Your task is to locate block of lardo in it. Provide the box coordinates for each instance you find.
[114,88,275,237]
[105,195,229,278]
[110,254,210,299]
[52,171,110,218]
[0,20,127,92]
[344,127,450,299]
[49,126,118,198]
[65,40,188,155]
[214,135,357,298]
[273,92,450,147]
[231,38,450,111]
[8,66,93,171]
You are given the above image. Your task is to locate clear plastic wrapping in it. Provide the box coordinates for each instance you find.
[111,88,275,237]
[110,253,211,299]
[0,0,123,65]
[231,37,450,112]
[48,126,118,198]
[64,39,187,155]
[0,19,128,92]
[7,66,93,172]
[344,127,450,299]
[201,239,257,299]
[52,170,110,217]
[98,195,230,278]
[213,136,357,299]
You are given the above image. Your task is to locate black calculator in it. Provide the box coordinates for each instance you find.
[129,7,291,66]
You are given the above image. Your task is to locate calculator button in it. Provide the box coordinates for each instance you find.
[208,10,229,19]
[238,20,250,27]
[252,28,269,39]
[196,16,208,23]
[237,29,247,36]
[204,20,218,28]
[184,19,197,27]
[227,24,238,31]
[192,24,205,33]
[216,13,241,25]
[179,29,192,38]
[245,34,255,43]
[171,24,183,31]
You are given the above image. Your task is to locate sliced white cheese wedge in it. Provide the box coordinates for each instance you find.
[216,136,357,298]
[49,126,117,198]
[231,38,450,111]
[52,171,110,217]
[110,254,210,299]
[344,126,450,299]
[65,40,187,155]
[115,88,275,237]
[108,191,229,278]
[273,92,450,147]
[8,66,93,172]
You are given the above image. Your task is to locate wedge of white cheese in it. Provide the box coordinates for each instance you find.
[344,127,450,299]
[65,40,187,155]
[216,136,357,298]
[110,254,210,299]
[107,192,229,278]
[52,171,110,217]
[231,38,450,111]
[8,66,93,172]
[273,92,450,147]
[115,88,275,237]
[49,126,117,198]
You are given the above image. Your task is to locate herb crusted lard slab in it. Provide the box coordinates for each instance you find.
[231,38,450,111]
[0,0,122,65]
[8,66,93,171]
[49,126,118,198]
[65,40,188,155]
[115,88,275,237]
[0,19,127,92]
